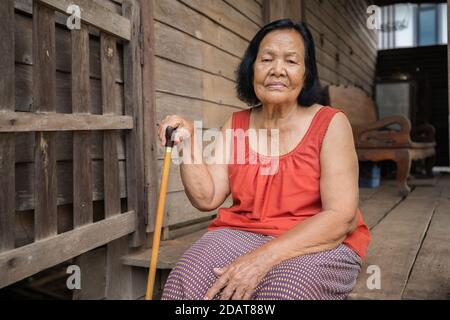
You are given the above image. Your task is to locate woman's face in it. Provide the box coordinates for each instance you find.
[253,29,306,106]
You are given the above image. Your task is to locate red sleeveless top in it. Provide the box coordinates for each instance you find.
[208,106,371,261]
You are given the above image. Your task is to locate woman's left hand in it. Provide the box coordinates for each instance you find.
[204,250,275,300]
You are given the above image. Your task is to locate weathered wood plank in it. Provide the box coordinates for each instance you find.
[359,182,403,229]
[72,25,94,227]
[0,111,133,132]
[14,64,124,115]
[100,33,121,217]
[33,2,58,241]
[14,12,124,83]
[154,21,241,82]
[0,0,16,252]
[349,186,440,300]
[179,0,259,42]
[141,0,159,234]
[123,0,145,246]
[37,0,131,41]
[402,193,450,300]
[16,160,128,212]
[0,211,135,289]
[264,0,303,23]
[223,0,264,27]
[15,131,126,164]
[154,0,248,59]
[155,57,245,109]
[101,31,127,299]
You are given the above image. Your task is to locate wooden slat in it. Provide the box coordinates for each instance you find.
[154,21,241,82]
[72,25,93,227]
[33,2,58,241]
[123,0,145,247]
[358,182,403,229]
[141,0,159,233]
[179,0,259,42]
[37,0,131,41]
[14,12,125,84]
[402,193,450,299]
[0,0,16,252]
[349,186,440,300]
[16,160,128,212]
[154,0,248,59]
[0,210,135,289]
[0,111,133,132]
[101,33,121,217]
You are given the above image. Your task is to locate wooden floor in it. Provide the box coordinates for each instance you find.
[349,174,450,300]
[123,174,450,300]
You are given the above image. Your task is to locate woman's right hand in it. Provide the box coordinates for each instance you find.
[158,115,194,147]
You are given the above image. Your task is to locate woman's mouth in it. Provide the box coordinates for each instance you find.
[266,82,287,90]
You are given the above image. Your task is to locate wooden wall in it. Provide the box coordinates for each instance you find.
[12,0,128,245]
[152,0,264,230]
[304,0,377,95]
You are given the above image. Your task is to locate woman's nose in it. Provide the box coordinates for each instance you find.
[270,60,286,77]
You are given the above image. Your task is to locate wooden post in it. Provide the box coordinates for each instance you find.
[72,25,93,228]
[33,2,58,241]
[140,0,159,236]
[263,0,304,24]
[0,0,15,252]
[124,0,146,248]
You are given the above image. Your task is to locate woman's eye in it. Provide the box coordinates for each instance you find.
[288,60,297,64]
[261,58,272,62]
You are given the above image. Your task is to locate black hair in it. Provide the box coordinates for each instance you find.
[236,19,324,107]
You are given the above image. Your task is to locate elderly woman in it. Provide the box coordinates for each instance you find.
[157,19,371,300]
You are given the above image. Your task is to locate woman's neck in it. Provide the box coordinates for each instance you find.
[254,102,300,130]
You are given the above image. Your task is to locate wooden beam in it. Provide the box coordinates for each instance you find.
[0,111,133,132]
[37,0,132,41]
[72,25,93,227]
[0,0,16,252]
[123,0,146,247]
[0,211,136,289]
[33,2,58,241]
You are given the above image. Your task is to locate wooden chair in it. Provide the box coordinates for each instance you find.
[326,85,436,196]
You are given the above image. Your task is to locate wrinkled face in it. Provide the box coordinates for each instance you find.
[253,29,306,106]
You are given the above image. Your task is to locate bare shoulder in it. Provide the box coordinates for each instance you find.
[324,111,354,143]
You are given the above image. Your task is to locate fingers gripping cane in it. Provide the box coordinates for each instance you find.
[146,126,177,300]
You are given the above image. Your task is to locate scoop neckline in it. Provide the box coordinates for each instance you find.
[246,105,326,160]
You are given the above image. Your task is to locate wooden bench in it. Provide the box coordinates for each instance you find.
[327,85,436,196]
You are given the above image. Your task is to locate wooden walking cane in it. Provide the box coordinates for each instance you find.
[145,126,177,300]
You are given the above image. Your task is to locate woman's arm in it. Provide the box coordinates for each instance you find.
[204,112,360,300]
[158,115,232,212]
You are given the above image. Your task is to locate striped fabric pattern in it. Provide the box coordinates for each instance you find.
[162,228,362,300]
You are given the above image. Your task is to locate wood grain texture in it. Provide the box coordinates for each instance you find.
[0,211,135,289]
[33,2,58,241]
[72,25,93,227]
[37,0,131,40]
[0,0,16,252]
[0,111,133,132]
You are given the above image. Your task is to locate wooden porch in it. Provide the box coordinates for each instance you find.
[124,174,450,300]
